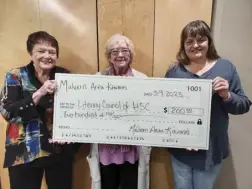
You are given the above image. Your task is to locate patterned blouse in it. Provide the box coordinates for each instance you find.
[0,62,77,168]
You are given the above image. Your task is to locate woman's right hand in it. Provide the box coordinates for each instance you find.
[48,138,72,145]
[38,80,57,96]
[32,80,57,105]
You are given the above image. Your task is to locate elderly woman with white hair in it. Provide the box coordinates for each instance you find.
[87,34,151,189]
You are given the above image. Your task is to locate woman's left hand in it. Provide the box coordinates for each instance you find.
[48,138,72,145]
[213,77,230,100]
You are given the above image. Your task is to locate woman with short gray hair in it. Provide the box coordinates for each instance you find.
[87,34,151,189]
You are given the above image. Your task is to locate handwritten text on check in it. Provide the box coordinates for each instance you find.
[53,74,212,150]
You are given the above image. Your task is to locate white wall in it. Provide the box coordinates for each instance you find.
[212,0,252,188]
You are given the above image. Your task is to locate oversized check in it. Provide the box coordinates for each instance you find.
[53,73,212,150]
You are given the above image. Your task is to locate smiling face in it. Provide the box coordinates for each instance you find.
[30,42,57,71]
[176,20,220,65]
[184,35,209,61]
[108,40,132,69]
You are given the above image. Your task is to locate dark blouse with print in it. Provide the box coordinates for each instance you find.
[0,62,78,168]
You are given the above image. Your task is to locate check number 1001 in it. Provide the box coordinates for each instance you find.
[188,86,201,92]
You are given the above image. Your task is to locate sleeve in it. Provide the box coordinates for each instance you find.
[0,71,40,123]
[222,67,251,114]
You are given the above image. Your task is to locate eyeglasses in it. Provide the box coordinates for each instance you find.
[110,48,130,56]
[185,37,207,46]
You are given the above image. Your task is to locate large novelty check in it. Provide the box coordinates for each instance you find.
[53,73,212,150]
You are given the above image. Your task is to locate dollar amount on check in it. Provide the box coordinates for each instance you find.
[53,73,212,150]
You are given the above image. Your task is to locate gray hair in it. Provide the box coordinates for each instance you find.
[105,34,135,58]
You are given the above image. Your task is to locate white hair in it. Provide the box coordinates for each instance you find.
[105,33,135,58]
